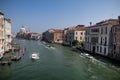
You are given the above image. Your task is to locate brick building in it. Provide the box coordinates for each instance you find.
[43,29,63,43]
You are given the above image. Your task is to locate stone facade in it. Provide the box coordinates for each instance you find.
[63,25,85,46]
[0,11,12,59]
[0,11,4,58]
[4,18,12,52]
[85,19,118,57]
[43,29,63,43]
[109,16,120,61]
[66,25,85,46]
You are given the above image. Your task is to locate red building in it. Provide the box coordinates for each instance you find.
[43,29,63,43]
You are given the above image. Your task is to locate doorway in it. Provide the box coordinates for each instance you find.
[92,46,95,54]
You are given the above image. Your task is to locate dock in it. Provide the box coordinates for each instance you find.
[0,42,26,65]
[11,55,21,61]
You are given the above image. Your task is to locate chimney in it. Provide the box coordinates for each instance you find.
[90,22,92,26]
[118,16,120,24]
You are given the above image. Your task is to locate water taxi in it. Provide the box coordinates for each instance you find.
[31,53,39,59]
[81,53,93,59]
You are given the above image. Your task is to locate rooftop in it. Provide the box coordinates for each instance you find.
[0,10,4,15]
[87,18,119,28]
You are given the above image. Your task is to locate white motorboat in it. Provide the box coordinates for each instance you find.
[31,53,39,59]
[81,53,93,59]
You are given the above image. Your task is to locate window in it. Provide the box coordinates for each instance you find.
[105,37,107,46]
[105,27,107,34]
[101,37,102,44]
[91,28,99,33]
[100,47,102,52]
[104,48,106,54]
[97,46,99,52]
[91,37,98,43]
[86,37,87,42]
[114,45,116,50]
[76,37,77,40]
[81,32,83,35]
[80,37,82,40]
[101,28,103,34]
[76,32,77,35]
[2,46,3,49]
[88,37,89,42]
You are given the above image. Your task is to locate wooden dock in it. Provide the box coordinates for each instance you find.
[0,43,27,65]
[11,55,21,61]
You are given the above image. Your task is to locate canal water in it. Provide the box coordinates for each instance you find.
[0,39,120,80]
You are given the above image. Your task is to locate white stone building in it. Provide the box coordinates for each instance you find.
[65,25,85,46]
[0,11,4,58]
[0,11,12,59]
[20,26,26,33]
[4,18,12,52]
[85,19,118,56]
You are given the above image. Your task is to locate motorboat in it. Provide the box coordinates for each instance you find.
[31,53,39,59]
[47,45,51,47]
[81,53,93,59]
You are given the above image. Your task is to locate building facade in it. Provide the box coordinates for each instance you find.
[109,16,120,60]
[29,33,41,40]
[0,11,12,59]
[43,29,63,43]
[63,25,85,46]
[0,11,4,58]
[4,18,12,52]
[85,19,118,57]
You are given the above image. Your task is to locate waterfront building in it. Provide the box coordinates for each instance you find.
[4,18,12,52]
[63,25,85,46]
[0,11,13,59]
[109,16,120,61]
[62,26,76,45]
[0,11,4,58]
[43,29,63,43]
[85,18,119,57]
[28,32,41,40]
[20,26,26,33]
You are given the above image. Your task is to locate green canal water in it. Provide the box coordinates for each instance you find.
[0,39,120,80]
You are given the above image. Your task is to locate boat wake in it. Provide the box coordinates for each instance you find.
[50,46,55,49]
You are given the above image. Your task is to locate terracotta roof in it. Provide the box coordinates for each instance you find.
[53,29,63,33]
[87,19,119,28]
[64,25,85,31]
[74,27,85,31]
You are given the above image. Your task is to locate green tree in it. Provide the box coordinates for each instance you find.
[72,40,79,46]
[80,42,84,47]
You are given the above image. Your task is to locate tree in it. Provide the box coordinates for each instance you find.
[80,41,84,47]
[72,40,79,46]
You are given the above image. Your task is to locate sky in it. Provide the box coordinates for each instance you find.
[0,0,120,34]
